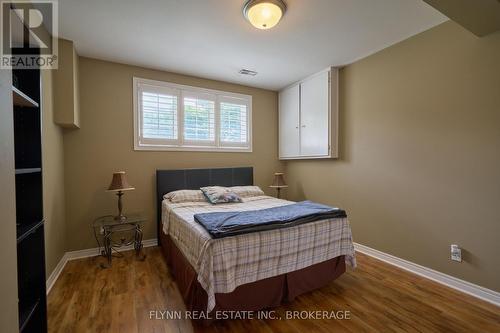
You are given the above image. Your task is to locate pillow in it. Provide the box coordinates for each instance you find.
[229,185,265,198]
[163,189,206,203]
[200,186,242,204]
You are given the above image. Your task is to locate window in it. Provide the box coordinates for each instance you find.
[141,90,178,141]
[183,92,215,144]
[220,98,249,146]
[134,78,252,152]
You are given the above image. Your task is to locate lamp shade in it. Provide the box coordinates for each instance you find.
[107,171,135,192]
[270,172,288,188]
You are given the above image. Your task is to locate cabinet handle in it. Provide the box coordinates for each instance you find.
[295,126,299,129]
[301,125,306,128]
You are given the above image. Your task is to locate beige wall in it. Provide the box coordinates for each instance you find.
[0,66,19,333]
[42,68,67,276]
[286,21,500,291]
[63,57,283,250]
[423,0,500,36]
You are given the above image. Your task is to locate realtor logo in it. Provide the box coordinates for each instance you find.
[1,0,58,69]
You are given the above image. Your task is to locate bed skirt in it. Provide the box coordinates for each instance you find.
[160,232,346,318]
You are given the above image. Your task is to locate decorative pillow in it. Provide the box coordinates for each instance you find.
[200,186,242,204]
[229,186,265,198]
[163,190,206,203]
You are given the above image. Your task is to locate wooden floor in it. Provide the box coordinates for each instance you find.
[47,247,500,333]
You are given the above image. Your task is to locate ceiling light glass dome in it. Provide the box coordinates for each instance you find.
[243,0,287,30]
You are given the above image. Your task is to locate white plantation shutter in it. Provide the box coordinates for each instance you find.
[219,96,249,147]
[183,92,216,144]
[142,92,178,140]
[134,78,252,151]
[137,83,180,146]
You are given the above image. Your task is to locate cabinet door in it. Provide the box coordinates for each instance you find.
[279,84,300,158]
[300,71,329,157]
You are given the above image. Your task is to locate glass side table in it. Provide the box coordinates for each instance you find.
[93,214,146,267]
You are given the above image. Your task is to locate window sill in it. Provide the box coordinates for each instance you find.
[134,144,252,153]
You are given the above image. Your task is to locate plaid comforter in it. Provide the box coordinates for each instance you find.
[162,196,356,312]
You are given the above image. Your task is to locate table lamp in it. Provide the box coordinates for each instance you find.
[107,171,135,221]
[270,172,288,199]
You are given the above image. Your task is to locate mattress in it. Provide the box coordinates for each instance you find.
[161,195,356,312]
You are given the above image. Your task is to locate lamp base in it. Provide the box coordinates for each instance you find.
[115,191,126,222]
[114,215,127,222]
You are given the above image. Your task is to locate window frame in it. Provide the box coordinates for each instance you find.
[133,77,252,152]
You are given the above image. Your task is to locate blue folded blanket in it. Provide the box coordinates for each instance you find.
[194,200,347,239]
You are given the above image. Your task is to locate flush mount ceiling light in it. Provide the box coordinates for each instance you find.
[243,0,287,30]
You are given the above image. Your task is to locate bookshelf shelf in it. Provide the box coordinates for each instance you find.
[12,86,39,108]
[13,66,47,332]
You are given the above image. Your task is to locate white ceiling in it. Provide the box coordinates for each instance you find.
[58,0,447,90]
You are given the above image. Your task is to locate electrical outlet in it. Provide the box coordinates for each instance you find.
[451,244,462,262]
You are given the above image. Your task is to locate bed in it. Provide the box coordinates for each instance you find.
[156,167,356,316]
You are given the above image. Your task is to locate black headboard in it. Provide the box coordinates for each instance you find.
[156,167,253,244]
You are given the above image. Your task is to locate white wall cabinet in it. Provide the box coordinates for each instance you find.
[279,67,338,160]
[278,83,300,158]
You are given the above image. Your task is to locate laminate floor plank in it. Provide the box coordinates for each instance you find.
[47,247,500,333]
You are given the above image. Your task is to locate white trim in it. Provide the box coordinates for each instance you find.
[45,252,69,294]
[133,77,252,152]
[354,242,500,307]
[46,239,500,307]
[134,77,252,100]
[133,76,140,150]
[133,145,253,153]
[65,238,157,260]
[46,238,157,295]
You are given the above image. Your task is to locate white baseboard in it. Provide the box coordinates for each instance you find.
[47,239,499,307]
[45,252,70,295]
[65,238,158,260]
[46,238,157,294]
[354,242,500,307]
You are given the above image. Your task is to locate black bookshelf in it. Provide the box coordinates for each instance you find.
[12,64,48,332]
